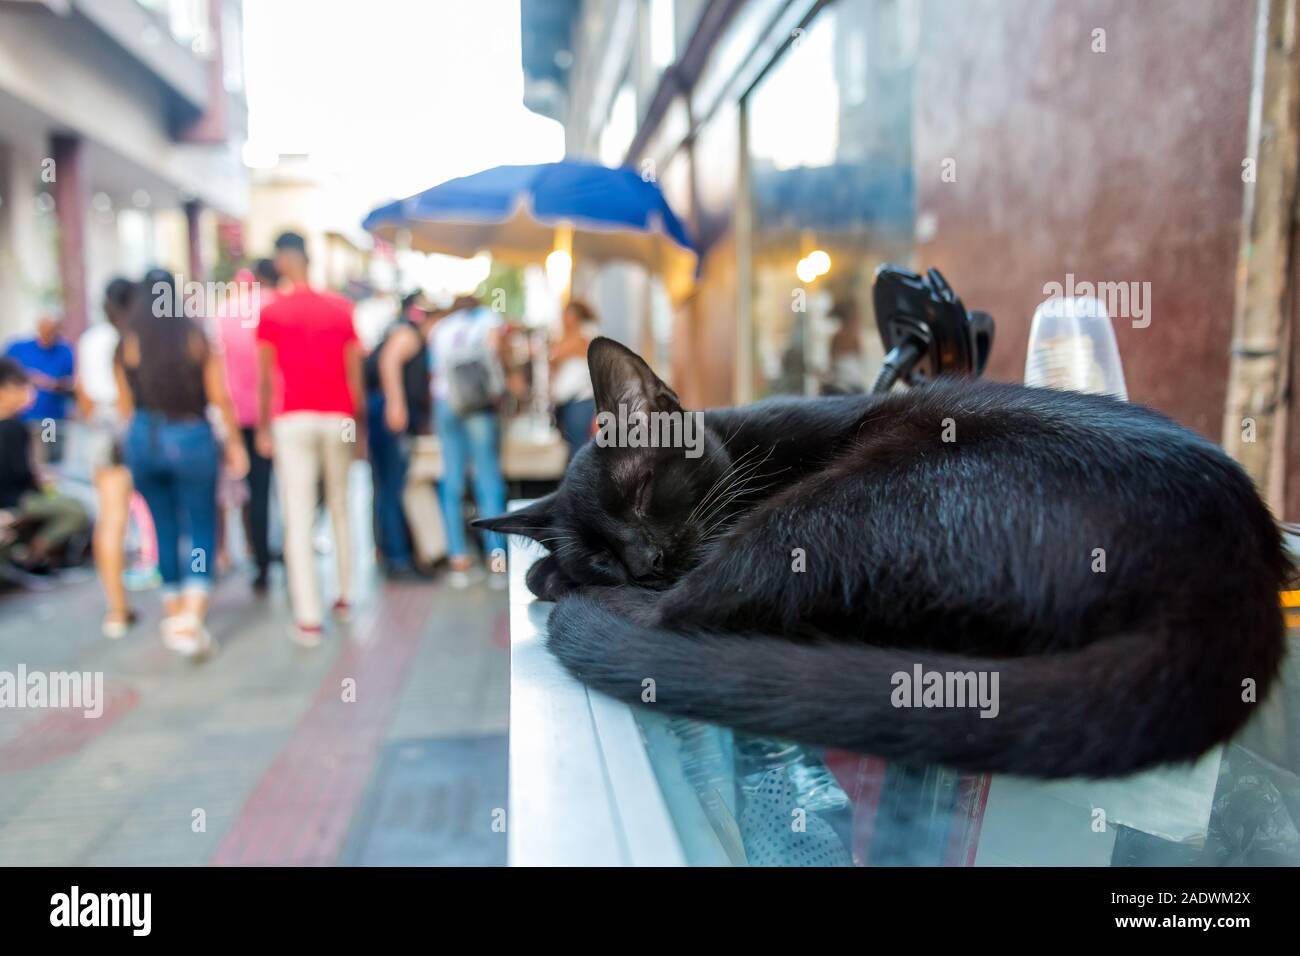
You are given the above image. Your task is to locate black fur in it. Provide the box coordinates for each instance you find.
[476,338,1290,778]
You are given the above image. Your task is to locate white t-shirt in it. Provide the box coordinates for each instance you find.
[77,322,120,413]
[430,307,504,402]
[552,355,594,404]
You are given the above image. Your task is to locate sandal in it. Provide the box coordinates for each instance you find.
[162,613,214,659]
[289,622,324,648]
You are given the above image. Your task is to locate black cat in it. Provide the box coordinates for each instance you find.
[476,338,1289,778]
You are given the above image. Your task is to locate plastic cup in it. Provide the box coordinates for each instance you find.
[1024,295,1128,400]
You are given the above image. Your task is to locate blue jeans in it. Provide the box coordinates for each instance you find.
[434,400,506,560]
[366,392,412,569]
[124,412,219,595]
[556,398,595,456]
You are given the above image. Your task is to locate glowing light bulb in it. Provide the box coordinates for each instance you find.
[807,249,831,276]
[796,257,818,284]
[545,248,573,291]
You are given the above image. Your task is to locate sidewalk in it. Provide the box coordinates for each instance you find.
[0,472,510,866]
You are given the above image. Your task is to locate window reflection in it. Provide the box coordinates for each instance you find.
[746,0,918,398]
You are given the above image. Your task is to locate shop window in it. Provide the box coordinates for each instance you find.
[649,0,675,71]
[599,82,638,168]
[743,0,918,398]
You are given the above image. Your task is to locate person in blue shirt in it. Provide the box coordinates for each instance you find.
[4,315,75,463]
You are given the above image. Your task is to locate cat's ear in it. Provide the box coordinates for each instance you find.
[588,336,682,419]
[471,495,554,542]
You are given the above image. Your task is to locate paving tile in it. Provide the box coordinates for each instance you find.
[0,508,509,864]
[340,734,508,866]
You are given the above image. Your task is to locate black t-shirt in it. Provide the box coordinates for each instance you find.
[364,317,431,434]
[0,417,38,509]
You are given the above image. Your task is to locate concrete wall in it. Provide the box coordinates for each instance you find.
[0,2,248,339]
[0,4,247,217]
[913,0,1254,441]
[0,139,59,339]
[562,0,1260,431]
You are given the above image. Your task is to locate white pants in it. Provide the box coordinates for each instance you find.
[272,412,354,627]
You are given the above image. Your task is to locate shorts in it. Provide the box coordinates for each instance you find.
[83,413,125,471]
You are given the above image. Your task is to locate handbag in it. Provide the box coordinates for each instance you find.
[405,434,443,483]
[500,413,569,480]
[402,435,447,564]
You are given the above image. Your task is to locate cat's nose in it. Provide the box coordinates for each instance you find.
[630,547,665,581]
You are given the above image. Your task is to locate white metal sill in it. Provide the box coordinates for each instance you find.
[507,534,687,867]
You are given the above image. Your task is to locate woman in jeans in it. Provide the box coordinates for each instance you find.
[114,270,248,657]
[430,300,508,589]
[550,299,596,455]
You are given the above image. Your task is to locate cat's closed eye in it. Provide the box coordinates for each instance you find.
[582,548,630,584]
[633,475,653,516]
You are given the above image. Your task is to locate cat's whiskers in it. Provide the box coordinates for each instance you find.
[694,447,779,530]
[686,443,763,526]
[698,476,785,545]
[694,464,770,532]
[694,450,791,545]
[687,444,767,527]
[535,533,581,560]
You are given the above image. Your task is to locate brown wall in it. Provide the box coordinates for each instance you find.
[1282,218,1300,520]
[676,232,740,409]
[914,0,1254,441]
[672,99,742,410]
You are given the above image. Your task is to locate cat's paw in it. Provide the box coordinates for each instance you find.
[526,554,580,601]
[577,584,663,628]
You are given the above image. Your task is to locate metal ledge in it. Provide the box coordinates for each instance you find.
[507,530,686,866]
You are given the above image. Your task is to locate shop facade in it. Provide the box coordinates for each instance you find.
[533,0,1271,464]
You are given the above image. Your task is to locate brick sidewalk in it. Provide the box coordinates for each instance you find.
[0,541,509,865]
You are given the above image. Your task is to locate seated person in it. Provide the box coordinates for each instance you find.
[0,358,89,571]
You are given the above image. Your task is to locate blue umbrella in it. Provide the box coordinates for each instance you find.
[363,160,696,294]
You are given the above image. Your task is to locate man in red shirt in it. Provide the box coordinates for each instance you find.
[255,231,365,644]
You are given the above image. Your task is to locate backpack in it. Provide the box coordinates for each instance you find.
[439,309,503,415]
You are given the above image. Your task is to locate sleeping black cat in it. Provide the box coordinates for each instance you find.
[476,338,1289,778]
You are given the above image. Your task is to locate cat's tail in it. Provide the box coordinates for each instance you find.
[544,593,1285,778]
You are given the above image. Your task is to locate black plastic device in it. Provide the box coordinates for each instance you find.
[870,264,994,393]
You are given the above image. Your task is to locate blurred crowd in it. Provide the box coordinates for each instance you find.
[0,230,598,657]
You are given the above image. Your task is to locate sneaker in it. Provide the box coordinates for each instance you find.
[289,623,324,647]
[102,609,137,640]
[447,569,474,590]
[331,598,352,621]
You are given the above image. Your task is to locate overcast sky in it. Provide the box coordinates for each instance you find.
[242,0,565,216]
